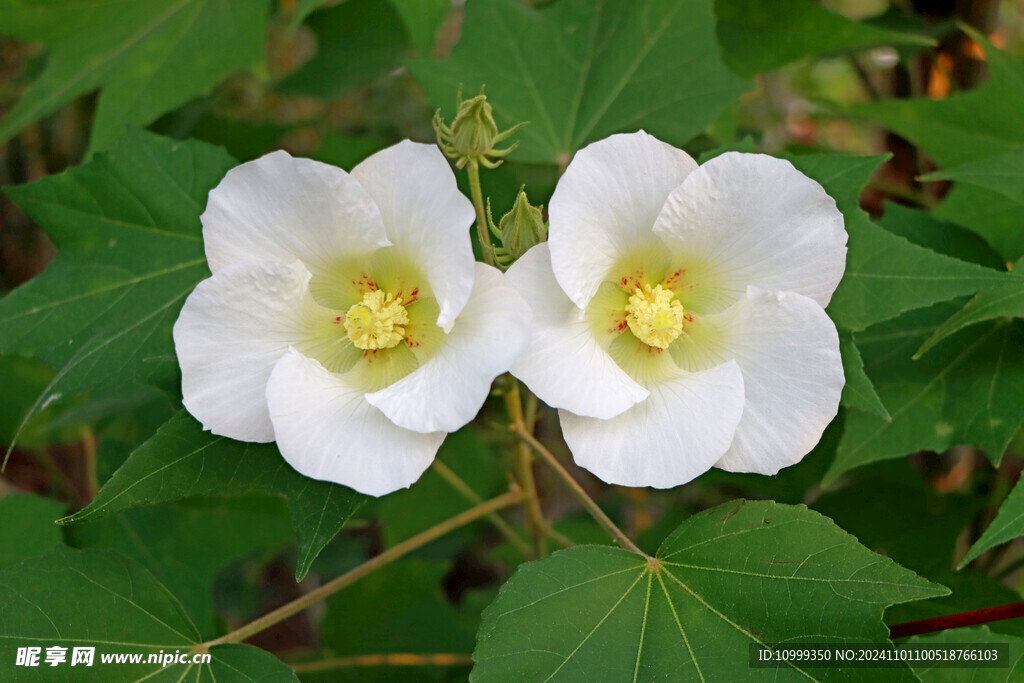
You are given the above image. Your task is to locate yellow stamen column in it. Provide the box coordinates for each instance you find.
[624,284,684,349]
[344,290,409,350]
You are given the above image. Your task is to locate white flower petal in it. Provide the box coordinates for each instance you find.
[507,244,648,419]
[173,260,313,442]
[548,131,698,310]
[365,263,530,434]
[653,152,847,309]
[267,349,445,497]
[352,141,476,332]
[559,361,745,488]
[202,150,390,272]
[712,287,844,474]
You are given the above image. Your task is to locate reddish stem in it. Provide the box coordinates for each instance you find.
[889,601,1024,639]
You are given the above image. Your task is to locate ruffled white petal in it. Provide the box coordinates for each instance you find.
[352,141,475,332]
[173,260,313,442]
[653,152,847,309]
[506,244,648,419]
[548,132,698,311]
[559,361,745,488]
[267,349,445,497]
[711,287,844,474]
[365,263,530,434]
[202,151,390,272]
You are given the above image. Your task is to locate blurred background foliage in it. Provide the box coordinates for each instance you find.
[2,0,1024,679]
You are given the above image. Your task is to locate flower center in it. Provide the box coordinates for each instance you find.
[344,290,409,350]
[624,284,684,349]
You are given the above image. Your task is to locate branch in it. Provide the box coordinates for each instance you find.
[291,653,473,673]
[889,601,1024,639]
[512,424,648,558]
[431,459,532,557]
[200,490,522,650]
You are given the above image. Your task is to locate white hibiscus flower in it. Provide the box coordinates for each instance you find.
[173,141,531,497]
[507,132,846,488]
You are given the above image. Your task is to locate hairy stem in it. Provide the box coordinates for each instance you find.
[505,379,547,557]
[512,424,648,558]
[200,490,521,650]
[292,653,473,673]
[80,429,99,501]
[466,159,496,267]
[539,521,574,548]
[431,459,532,557]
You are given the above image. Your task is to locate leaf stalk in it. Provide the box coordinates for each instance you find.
[198,490,522,650]
[512,423,649,558]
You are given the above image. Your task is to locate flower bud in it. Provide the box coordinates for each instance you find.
[499,188,547,261]
[433,88,526,169]
[450,94,500,161]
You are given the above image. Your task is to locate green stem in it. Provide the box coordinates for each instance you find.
[80,429,99,501]
[505,379,547,557]
[431,459,532,557]
[513,424,648,558]
[539,521,573,549]
[292,653,473,673]
[466,160,496,267]
[199,490,521,650]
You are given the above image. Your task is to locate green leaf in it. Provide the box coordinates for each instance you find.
[471,500,946,681]
[960,476,1024,568]
[0,494,65,570]
[0,0,270,154]
[877,203,1006,270]
[908,627,1024,681]
[920,146,1024,262]
[69,499,292,638]
[925,145,1024,208]
[813,461,980,576]
[408,0,749,165]
[388,0,450,58]
[0,355,85,448]
[916,280,1024,358]
[847,34,1024,168]
[932,185,1023,262]
[715,0,932,77]
[839,331,890,420]
[846,33,1024,259]
[0,546,297,681]
[189,644,301,682]
[778,153,1012,331]
[826,303,1024,484]
[279,0,410,98]
[0,131,234,452]
[40,384,170,440]
[60,412,366,581]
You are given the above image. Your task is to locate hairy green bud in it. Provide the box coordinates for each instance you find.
[499,189,547,261]
[433,87,526,169]
[450,94,500,161]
